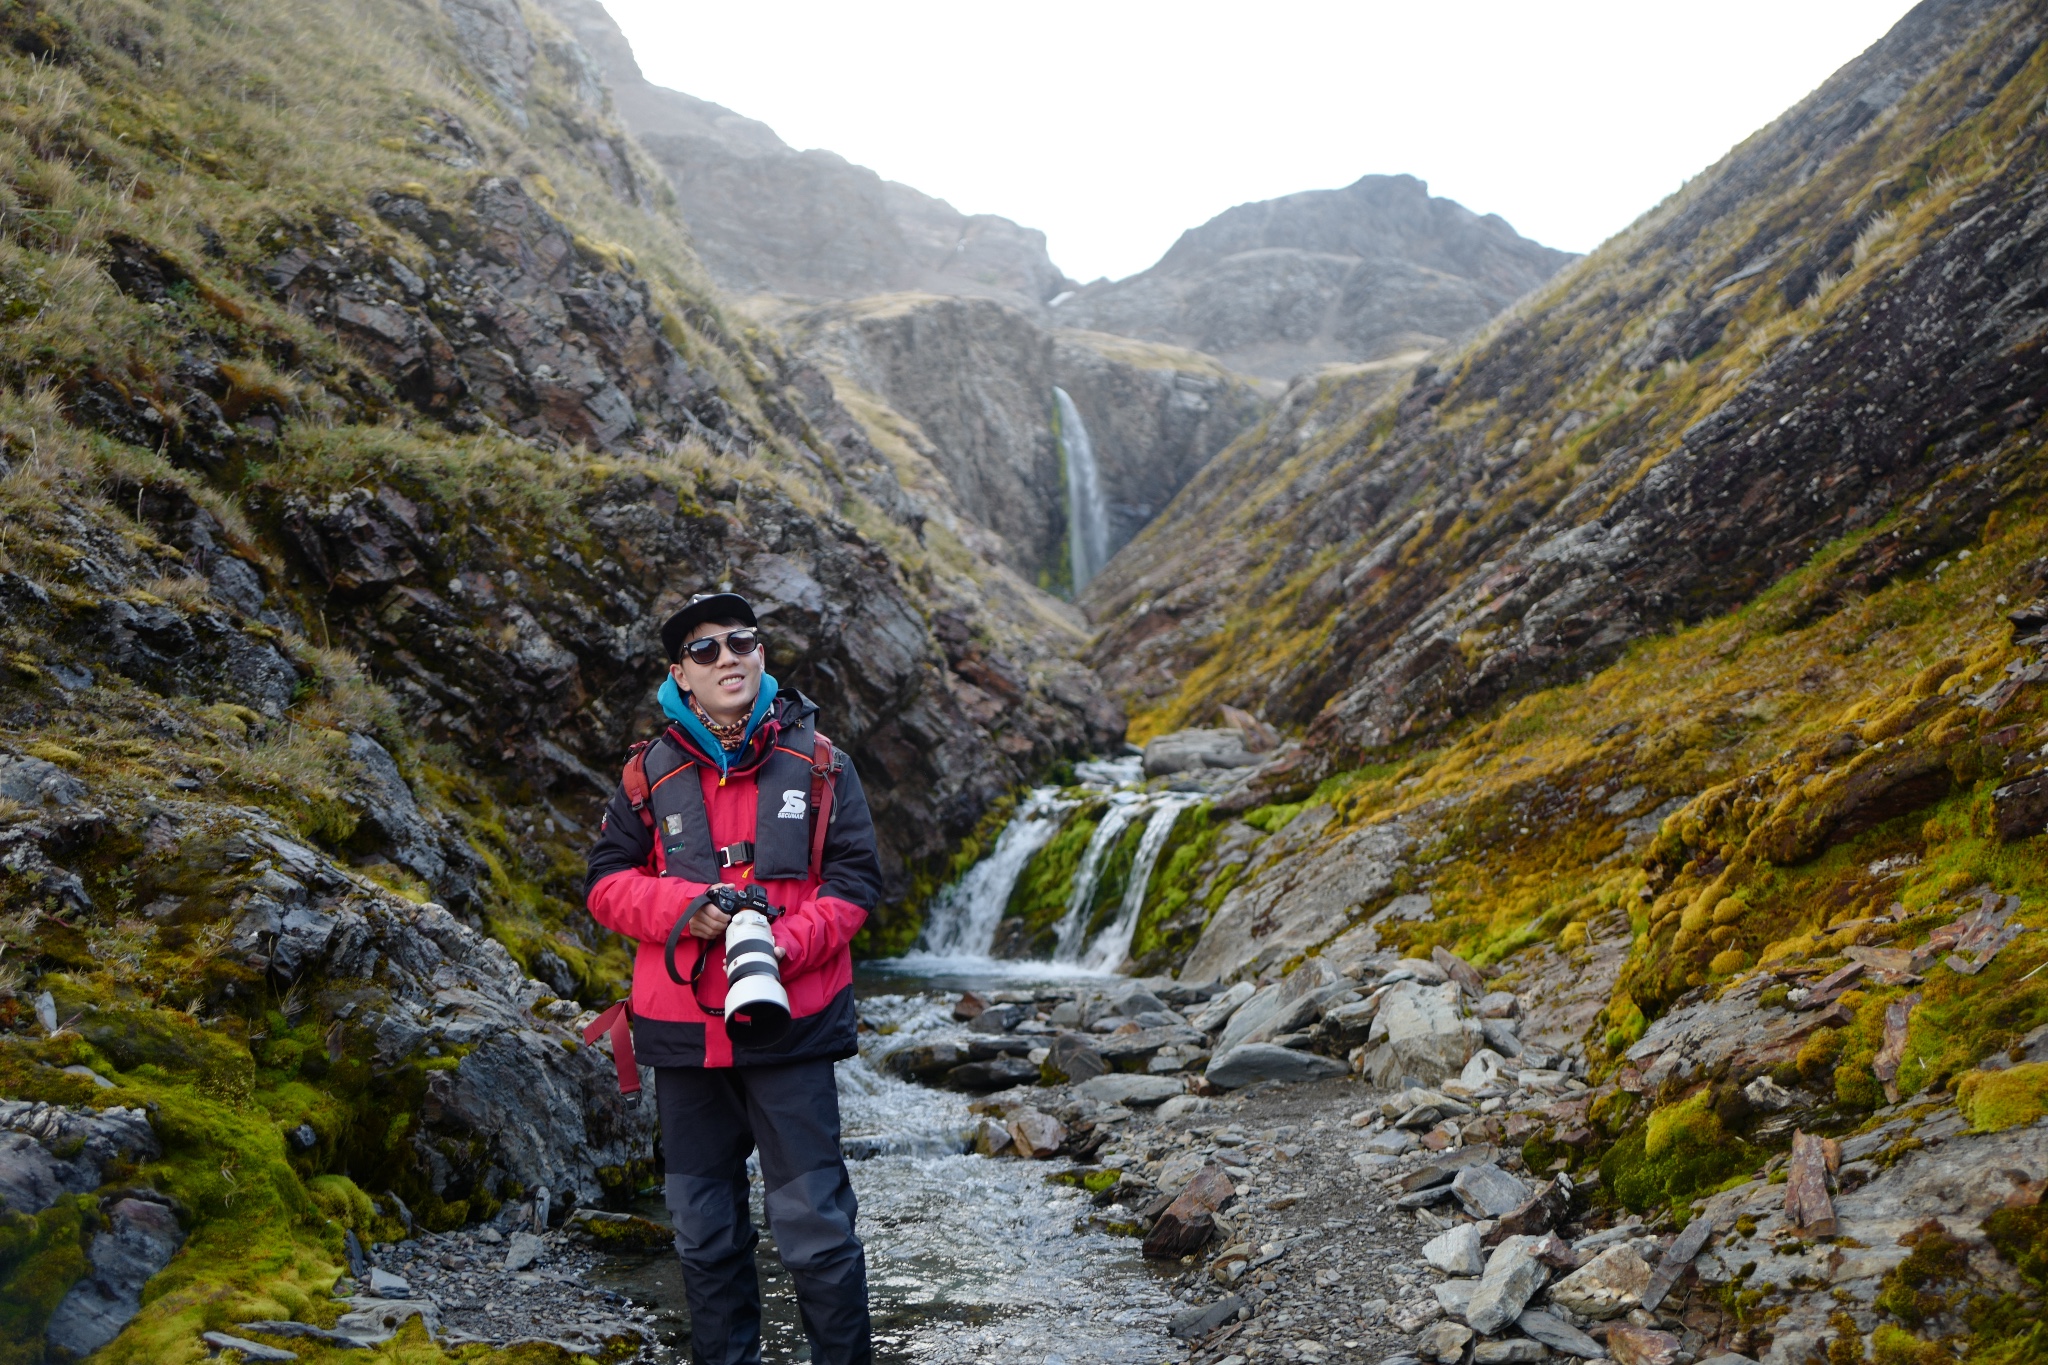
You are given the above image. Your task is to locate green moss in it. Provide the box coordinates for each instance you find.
[1957,1061,2048,1132]
[1001,801,1103,957]
[0,1194,97,1361]
[1242,801,1306,834]
[1128,803,1217,973]
[1877,1221,1974,1328]
[1599,1090,1756,1215]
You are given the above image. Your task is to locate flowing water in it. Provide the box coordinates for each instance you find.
[1055,387,1112,592]
[594,755,1190,1363]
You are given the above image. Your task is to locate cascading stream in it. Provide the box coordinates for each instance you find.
[1048,794,1145,961]
[1078,794,1198,972]
[1054,386,1111,592]
[911,790,1076,958]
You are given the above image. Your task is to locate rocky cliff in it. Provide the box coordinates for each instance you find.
[774,294,1268,585]
[0,0,1118,1353]
[536,0,1072,309]
[1057,173,1577,381]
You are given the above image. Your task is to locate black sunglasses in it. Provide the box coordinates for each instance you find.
[679,628,764,666]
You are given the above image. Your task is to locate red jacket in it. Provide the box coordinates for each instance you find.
[583,696,881,1068]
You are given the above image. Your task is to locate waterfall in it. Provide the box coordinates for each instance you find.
[1078,795,1199,972]
[1054,387,1111,592]
[913,790,1076,958]
[1049,794,1145,960]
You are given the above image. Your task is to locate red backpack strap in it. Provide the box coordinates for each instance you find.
[582,1001,640,1102]
[808,732,843,880]
[621,739,656,833]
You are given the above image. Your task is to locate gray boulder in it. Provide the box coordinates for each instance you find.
[1362,981,1479,1086]
[1465,1234,1550,1335]
[45,1197,186,1357]
[1218,957,1344,1052]
[1142,728,1262,777]
[1189,981,1256,1034]
[1075,1073,1185,1108]
[0,1102,159,1215]
[1205,1043,1347,1089]
[1452,1163,1533,1218]
[0,754,86,809]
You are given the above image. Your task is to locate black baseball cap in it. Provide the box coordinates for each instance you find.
[660,592,758,662]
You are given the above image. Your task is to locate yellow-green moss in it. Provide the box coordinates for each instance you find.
[1956,1062,2048,1132]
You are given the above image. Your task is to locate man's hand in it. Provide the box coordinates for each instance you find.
[689,905,731,941]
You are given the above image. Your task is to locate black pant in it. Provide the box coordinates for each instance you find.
[656,1061,872,1365]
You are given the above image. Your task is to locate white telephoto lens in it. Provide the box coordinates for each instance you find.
[723,908,791,1046]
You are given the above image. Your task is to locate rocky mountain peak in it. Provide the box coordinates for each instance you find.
[1056,172,1575,381]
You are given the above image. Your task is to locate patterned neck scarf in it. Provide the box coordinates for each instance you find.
[688,692,747,750]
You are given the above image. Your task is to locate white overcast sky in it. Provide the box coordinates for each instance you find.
[603,1,1920,284]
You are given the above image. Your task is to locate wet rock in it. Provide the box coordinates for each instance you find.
[201,1332,297,1361]
[1364,981,1479,1086]
[1475,1340,1549,1364]
[970,1117,1013,1156]
[1076,1073,1184,1108]
[1517,1308,1607,1358]
[1142,1164,1234,1259]
[1206,1041,1348,1088]
[1454,1163,1533,1219]
[1548,1244,1653,1319]
[1190,980,1256,1034]
[1047,1032,1107,1082]
[948,1055,1041,1091]
[884,1039,969,1081]
[1605,1323,1682,1365]
[952,991,988,1021]
[1417,1319,1475,1362]
[1466,1234,1550,1334]
[44,1197,186,1357]
[968,1002,1027,1033]
[1423,1222,1487,1276]
[1006,1108,1067,1159]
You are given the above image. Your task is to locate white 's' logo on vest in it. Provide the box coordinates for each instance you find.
[778,790,807,820]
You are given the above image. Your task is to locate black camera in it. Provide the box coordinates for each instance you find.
[705,883,776,920]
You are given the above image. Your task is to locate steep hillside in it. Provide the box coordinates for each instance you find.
[0,0,1116,1356]
[1039,4,2048,1362]
[535,0,1071,309]
[1057,173,1576,381]
[1089,0,2041,777]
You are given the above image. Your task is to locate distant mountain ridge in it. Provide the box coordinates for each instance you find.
[1056,173,1578,381]
[539,0,1073,308]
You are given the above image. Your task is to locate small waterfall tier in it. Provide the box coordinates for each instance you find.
[906,756,1199,975]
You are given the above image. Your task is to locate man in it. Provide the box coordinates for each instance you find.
[585,592,881,1365]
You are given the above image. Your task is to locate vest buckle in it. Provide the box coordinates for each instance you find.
[717,841,755,869]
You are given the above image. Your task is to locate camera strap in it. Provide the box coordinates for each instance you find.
[664,891,730,1018]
